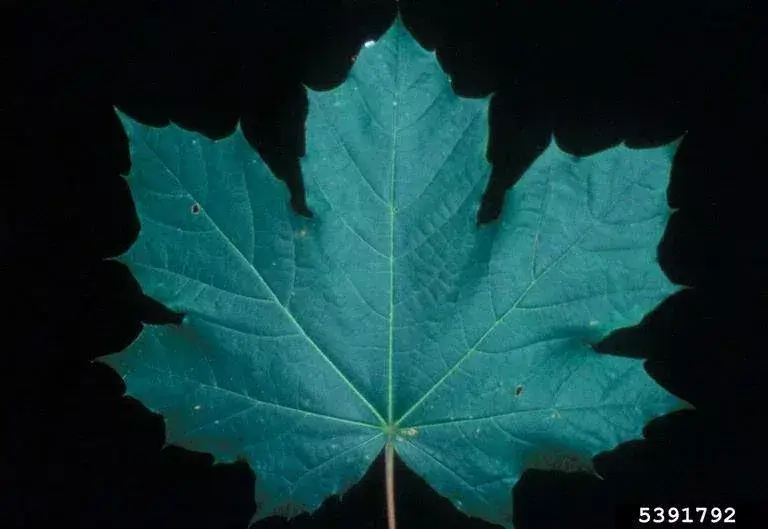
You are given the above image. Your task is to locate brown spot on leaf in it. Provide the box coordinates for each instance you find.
[191,202,201,214]
[515,385,523,396]
[524,448,596,473]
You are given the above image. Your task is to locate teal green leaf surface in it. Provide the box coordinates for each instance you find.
[99,16,687,528]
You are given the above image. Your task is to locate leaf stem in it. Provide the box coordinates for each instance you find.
[386,440,396,529]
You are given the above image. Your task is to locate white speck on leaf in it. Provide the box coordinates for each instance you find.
[363,40,375,48]
[193,404,201,411]
[400,427,418,437]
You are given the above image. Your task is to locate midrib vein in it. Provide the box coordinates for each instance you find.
[387,34,400,426]
[396,169,645,426]
[147,364,382,433]
[138,135,386,428]
[396,218,595,426]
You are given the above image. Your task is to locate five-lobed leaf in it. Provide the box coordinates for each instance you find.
[100,16,687,528]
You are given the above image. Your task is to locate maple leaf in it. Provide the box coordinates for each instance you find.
[99,15,688,528]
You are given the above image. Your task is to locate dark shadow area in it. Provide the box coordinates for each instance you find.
[6,0,765,527]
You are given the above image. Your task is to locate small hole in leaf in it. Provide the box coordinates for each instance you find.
[515,385,523,396]
[191,203,201,214]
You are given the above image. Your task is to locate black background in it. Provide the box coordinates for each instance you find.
[5,0,766,528]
